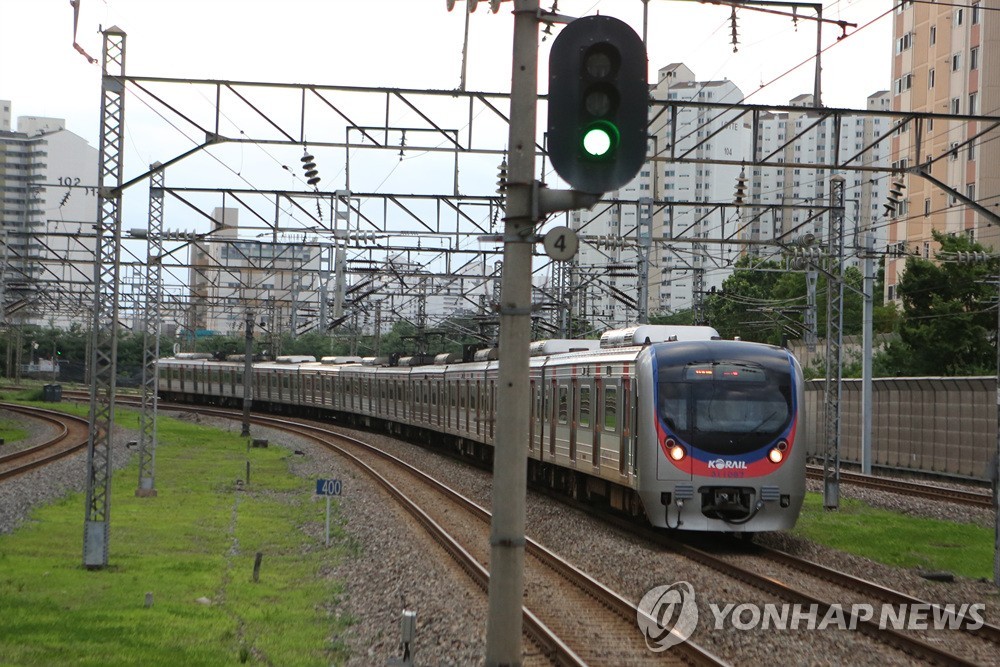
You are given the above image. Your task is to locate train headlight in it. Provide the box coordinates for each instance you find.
[768,447,784,464]
[668,443,686,462]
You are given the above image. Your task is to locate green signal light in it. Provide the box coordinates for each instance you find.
[581,120,620,159]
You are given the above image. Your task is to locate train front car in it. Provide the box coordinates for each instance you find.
[636,340,805,533]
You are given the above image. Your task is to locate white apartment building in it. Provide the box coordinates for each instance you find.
[652,64,751,315]
[747,92,892,270]
[0,103,98,328]
[569,68,892,328]
[571,64,751,324]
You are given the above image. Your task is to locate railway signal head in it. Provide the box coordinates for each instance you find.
[547,15,648,194]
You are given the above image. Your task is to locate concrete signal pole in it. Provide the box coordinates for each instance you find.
[485,1,538,663]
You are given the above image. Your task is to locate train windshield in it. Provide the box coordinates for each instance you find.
[658,362,792,455]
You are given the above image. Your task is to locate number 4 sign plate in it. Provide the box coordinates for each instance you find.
[543,226,579,261]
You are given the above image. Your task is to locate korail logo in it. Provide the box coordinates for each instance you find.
[636,581,699,651]
[708,458,748,470]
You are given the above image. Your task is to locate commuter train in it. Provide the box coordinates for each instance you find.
[158,325,806,533]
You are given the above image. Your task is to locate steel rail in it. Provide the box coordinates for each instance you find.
[806,465,993,509]
[0,403,89,481]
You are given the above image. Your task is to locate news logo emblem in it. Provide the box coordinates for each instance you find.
[636,581,698,651]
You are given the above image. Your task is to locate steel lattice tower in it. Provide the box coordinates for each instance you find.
[136,162,164,497]
[84,26,127,568]
[822,175,846,509]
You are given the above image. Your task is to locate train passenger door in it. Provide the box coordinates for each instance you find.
[529,380,535,454]
[620,377,632,475]
[549,378,557,456]
[569,377,578,462]
[489,379,496,440]
[539,380,548,457]
[472,379,483,435]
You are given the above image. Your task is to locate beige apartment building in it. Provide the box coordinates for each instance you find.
[888,0,999,299]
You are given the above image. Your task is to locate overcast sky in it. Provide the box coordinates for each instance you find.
[3,0,892,148]
[0,0,895,252]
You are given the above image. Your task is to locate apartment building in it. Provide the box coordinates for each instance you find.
[747,91,892,270]
[569,64,889,328]
[187,208,324,337]
[888,0,999,299]
[0,102,98,328]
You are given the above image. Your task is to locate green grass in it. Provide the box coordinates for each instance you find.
[792,492,993,580]
[0,407,354,666]
[0,417,29,445]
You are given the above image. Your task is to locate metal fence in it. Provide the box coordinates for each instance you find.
[804,377,996,481]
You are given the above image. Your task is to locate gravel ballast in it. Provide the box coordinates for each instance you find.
[3,408,998,665]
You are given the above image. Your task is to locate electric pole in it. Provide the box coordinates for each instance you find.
[485,1,538,662]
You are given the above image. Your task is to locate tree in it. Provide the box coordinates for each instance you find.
[702,257,789,344]
[650,309,695,326]
[875,231,997,376]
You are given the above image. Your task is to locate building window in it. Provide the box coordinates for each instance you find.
[970,47,978,71]
[924,198,931,216]
[969,92,978,115]
[969,142,976,160]
[930,25,936,45]
[951,98,961,114]
[967,183,976,201]
[896,32,913,53]
[972,2,980,24]
[952,53,961,71]
[928,68,935,88]
[955,8,963,25]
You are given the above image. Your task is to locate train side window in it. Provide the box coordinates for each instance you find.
[604,386,618,432]
[579,385,591,427]
[558,385,569,425]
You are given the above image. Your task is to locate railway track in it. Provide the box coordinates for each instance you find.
[0,403,90,481]
[174,403,992,665]
[806,465,993,509]
[185,405,724,666]
[54,393,998,662]
[541,496,997,666]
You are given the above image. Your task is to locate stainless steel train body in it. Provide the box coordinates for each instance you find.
[158,329,805,532]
